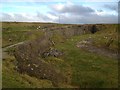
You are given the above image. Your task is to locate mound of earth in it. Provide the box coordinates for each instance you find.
[14,36,66,86]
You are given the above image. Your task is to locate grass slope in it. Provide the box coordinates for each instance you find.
[54,35,118,88]
[2,22,118,88]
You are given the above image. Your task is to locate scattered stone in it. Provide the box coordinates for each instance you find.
[44,73,46,76]
[76,38,94,48]
[89,36,92,39]
[104,36,108,39]
[15,66,18,69]
[9,39,12,42]
[28,64,30,67]
[31,68,34,70]
[33,64,38,67]
[38,26,41,28]
[42,48,63,58]
[37,26,41,30]
[14,36,65,86]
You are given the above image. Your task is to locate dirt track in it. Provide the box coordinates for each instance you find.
[2,41,25,59]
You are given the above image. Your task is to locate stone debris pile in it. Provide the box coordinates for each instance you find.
[42,48,63,58]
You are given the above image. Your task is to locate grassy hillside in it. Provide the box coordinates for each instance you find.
[54,35,118,88]
[2,22,118,88]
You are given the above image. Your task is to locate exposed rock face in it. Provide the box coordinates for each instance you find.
[90,25,97,34]
[106,37,114,47]
[38,24,105,43]
[14,35,65,86]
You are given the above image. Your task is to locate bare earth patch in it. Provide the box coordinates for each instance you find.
[76,39,117,59]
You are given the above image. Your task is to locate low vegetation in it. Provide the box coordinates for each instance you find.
[2,22,118,88]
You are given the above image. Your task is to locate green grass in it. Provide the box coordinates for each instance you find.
[2,56,53,88]
[92,24,118,51]
[2,23,43,47]
[2,23,118,88]
[54,35,118,88]
[2,30,28,47]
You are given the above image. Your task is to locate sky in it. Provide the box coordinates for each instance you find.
[0,0,119,24]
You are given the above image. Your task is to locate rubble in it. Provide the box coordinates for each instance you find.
[14,35,65,86]
[42,48,63,58]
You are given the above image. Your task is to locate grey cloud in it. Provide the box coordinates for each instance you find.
[97,10,103,12]
[2,12,118,24]
[53,13,118,24]
[80,14,118,24]
[54,15,82,24]
[1,13,31,22]
[51,4,95,15]
[104,4,118,11]
[1,2,118,24]
[14,14,31,21]
[49,3,118,24]
[36,12,51,21]
[1,13,14,21]
[1,12,53,22]
[48,11,58,16]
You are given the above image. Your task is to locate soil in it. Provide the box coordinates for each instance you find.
[76,40,117,59]
[13,38,66,87]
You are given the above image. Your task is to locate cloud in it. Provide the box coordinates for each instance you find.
[1,12,54,22]
[51,3,95,15]
[97,10,103,12]
[80,14,118,24]
[1,0,67,2]
[1,13,14,21]
[1,0,119,2]
[104,4,118,12]
[49,2,118,24]
[36,12,51,21]
[53,13,118,24]
[1,1,118,24]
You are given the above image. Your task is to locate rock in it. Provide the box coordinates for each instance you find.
[31,68,34,70]
[42,48,63,58]
[9,39,12,42]
[14,45,65,86]
[28,64,30,67]
[76,38,93,48]
[33,64,38,67]
[106,37,114,47]
[91,25,97,34]
[38,26,41,28]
